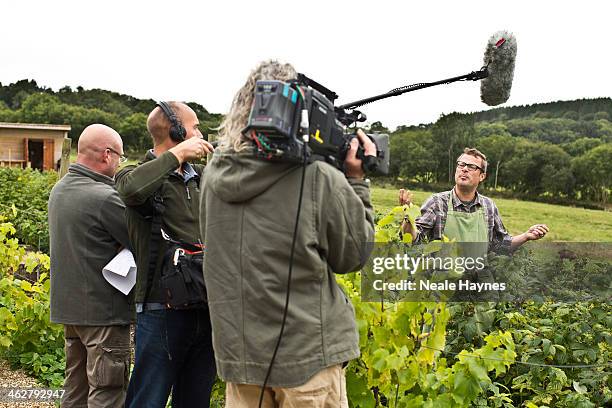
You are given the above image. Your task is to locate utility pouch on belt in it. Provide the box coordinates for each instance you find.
[136,186,207,309]
[159,230,207,309]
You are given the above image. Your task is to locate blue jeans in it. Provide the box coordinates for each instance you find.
[126,308,216,408]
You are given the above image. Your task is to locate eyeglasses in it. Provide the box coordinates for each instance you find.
[456,161,483,172]
[106,147,127,163]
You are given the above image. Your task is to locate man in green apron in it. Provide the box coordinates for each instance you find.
[400,148,548,250]
[400,148,549,300]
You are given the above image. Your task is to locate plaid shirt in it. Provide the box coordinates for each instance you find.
[414,189,513,252]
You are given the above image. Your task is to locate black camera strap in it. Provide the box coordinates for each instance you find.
[141,191,165,306]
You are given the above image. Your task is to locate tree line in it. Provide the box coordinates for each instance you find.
[385,109,611,206]
[0,80,222,152]
[1,79,610,205]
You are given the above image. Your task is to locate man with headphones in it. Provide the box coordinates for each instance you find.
[116,102,216,407]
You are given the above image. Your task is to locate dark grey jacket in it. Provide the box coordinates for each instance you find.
[49,164,133,325]
[199,147,374,387]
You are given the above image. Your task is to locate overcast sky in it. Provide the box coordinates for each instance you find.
[2,1,611,130]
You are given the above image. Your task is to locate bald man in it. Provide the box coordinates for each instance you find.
[48,124,132,408]
[116,102,215,408]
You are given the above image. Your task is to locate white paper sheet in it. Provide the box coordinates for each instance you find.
[102,249,137,295]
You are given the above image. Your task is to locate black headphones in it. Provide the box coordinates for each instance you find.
[156,101,187,143]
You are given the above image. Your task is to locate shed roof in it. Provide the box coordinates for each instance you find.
[0,122,71,132]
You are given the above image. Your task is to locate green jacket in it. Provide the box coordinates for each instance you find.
[115,150,203,304]
[49,163,133,326]
[199,147,374,387]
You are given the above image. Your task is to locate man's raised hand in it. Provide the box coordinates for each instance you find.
[169,136,214,164]
[399,189,412,206]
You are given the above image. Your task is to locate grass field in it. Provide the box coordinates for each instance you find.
[371,187,612,242]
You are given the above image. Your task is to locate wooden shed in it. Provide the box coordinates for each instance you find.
[0,122,70,171]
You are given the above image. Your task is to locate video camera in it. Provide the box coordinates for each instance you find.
[243,73,390,175]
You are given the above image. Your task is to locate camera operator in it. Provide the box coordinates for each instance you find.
[199,60,375,407]
[115,102,216,407]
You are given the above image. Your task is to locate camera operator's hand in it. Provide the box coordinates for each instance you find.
[345,129,376,179]
[168,136,214,164]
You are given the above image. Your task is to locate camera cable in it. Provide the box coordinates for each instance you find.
[258,99,310,407]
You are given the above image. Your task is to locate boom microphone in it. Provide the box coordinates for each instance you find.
[339,30,518,113]
[480,30,517,106]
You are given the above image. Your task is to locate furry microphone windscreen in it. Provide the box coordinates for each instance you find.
[480,31,517,106]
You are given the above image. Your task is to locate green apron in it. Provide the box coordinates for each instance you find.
[442,191,497,301]
[442,190,489,252]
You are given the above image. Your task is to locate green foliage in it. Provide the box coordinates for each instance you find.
[447,301,611,407]
[0,156,608,406]
[503,141,572,195]
[17,92,122,141]
[0,80,223,152]
[389,129,436,183]
[475,134,516,189]
[572,144,612,203]
[431,112,476,183]
[502,117,600,144]
[0,167,57,252]
[0,80,49,109]
[368,121,390,133]
[339,203,611,406]
[472,98,612,123]
[1,79,608,204]
[388,99,612,205]
[0,218,65,387]
[561,137,603,156]
[118,112,150,152]
[476,122,512,139]
[390,117,610,204]
[338,205,519,407]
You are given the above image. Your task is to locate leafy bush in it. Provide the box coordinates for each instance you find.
[0,218,65,387]
[338,204,519,407]
[447,302,611,407]
[338,204,611,407]
[0,167,56,252]
[340,273,518,407]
